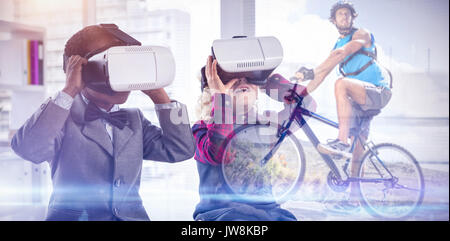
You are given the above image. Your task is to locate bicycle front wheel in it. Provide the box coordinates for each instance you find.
[357,143,425,220]
[221,123,306,204]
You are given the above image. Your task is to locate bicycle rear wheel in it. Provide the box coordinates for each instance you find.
[221,123,306,203]
[357,143,425,220]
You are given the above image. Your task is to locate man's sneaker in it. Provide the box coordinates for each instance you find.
[325,199,361,214]
[317,139,352,159]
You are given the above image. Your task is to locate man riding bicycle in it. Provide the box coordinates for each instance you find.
[295,1,392,212]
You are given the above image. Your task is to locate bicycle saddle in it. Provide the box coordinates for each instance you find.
[352,103,381,118]
[362,109,381,117]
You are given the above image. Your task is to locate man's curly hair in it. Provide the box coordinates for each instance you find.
[64,25,112,58]
[329,1,358,22]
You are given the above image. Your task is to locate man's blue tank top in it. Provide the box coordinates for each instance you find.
[333,29,388,88]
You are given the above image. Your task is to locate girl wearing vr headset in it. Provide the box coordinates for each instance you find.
[192,56,316,221]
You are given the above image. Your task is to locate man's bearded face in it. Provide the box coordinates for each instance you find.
[333,7,354,35]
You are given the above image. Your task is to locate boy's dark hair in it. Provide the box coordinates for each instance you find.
[64,25,113,58]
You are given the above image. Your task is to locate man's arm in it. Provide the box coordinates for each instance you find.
[306,29,372,94]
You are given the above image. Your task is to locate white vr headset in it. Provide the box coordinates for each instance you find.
[82,45,175,94]
[63,24,175,95]
[201,36,283,90]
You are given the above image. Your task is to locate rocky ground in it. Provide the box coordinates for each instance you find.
[282,141,449,221]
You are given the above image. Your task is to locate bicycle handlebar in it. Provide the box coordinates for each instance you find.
[296,67,315,81]
[284,83,305,105]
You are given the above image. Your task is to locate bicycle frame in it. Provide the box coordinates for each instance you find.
[291,102,347,180]
[252,82,424,219]
[268,93,396,183]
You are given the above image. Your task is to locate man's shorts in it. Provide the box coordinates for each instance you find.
[349,82,392,138]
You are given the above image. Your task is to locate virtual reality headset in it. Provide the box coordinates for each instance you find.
[201,36,283,91]
[63,24,175,95]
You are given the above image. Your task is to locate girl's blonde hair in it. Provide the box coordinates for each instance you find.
[195,86,214,122]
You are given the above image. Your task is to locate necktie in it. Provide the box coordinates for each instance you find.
[84,102,129,129]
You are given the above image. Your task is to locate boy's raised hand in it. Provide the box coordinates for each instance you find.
[141,88,171,104]
[63,55,88,98]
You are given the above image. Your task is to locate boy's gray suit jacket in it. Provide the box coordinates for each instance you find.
[11,94,195,221]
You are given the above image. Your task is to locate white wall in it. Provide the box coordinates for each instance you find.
[220,0,255,38]
[0,0,14,21]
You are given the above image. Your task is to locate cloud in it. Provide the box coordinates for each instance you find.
[257,8,418,75]
[256,1,447,117]
[376,45,422,74]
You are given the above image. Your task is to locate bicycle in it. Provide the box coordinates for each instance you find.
[220,76,425,220]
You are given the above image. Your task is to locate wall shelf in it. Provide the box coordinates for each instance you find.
[0,84,45,92]
[0,20,46,133]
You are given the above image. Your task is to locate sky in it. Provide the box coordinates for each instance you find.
[146,0,449,75]
[255,0,449,73]
[305,0,449,73]
[253,0,448,118]
[144,0,449,118]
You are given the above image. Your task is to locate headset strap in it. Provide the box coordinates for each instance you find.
[338,29,393,89]
[339,48,393,89]
[339,59,374,77]
[63,24,141,73]
[99,24,141,46]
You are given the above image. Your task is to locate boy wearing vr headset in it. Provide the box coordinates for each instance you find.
[11,25,195,221]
